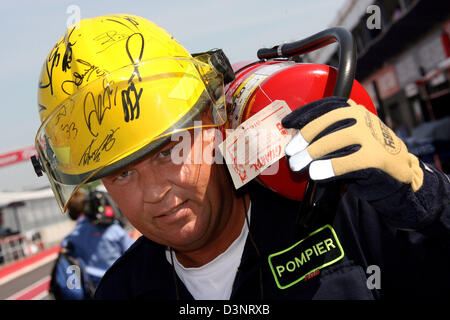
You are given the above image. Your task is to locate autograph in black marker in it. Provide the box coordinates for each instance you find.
[126,33,144,83]
[79,127,119,166]
[83,80,117,137]
[121,82,142,122]
[120,33,145,123]
[39,45,60,95]
[62,27,77,72]
[39,27,76,95]
[61,59,109,95]
[94,30,130,54]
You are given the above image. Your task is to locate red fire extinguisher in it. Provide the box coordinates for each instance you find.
[224,27,376,202]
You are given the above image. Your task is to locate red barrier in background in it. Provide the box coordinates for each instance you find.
[0,146,37,168]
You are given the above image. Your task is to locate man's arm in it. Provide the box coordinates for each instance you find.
[282,96,450,233]
[369,162,450,237]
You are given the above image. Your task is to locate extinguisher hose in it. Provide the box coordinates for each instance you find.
[258,27,357,226]
[257,27,356,98]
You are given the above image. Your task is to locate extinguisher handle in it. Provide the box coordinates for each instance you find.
[257,27,356,98]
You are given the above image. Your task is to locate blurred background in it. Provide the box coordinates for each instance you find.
[0,0,449,300]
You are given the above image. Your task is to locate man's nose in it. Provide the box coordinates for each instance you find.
[139,163,171,204]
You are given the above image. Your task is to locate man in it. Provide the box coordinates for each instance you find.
[50,190,134,299]
[33,14,450,299]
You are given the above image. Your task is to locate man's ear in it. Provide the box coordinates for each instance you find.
[202,127,218,144]
[200,106,216,124]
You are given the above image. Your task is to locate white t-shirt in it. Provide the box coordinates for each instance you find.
[165,204,251,300]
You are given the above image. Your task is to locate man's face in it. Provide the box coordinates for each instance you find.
[101,126,230,252]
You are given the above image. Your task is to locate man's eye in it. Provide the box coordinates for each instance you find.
[116,170,133,180]
[158,148,172,158]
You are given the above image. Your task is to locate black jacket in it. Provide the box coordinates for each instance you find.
[95,163,450,299]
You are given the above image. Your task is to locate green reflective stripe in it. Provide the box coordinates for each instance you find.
[268,224,344,290]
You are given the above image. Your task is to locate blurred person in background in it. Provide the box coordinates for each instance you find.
[50,189,134,300]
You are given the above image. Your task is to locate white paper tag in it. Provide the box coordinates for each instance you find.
[218,100,296,189]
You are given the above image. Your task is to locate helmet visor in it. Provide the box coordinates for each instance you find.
[35,57,226,212]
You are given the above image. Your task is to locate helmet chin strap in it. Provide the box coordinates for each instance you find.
[296,179,317,229]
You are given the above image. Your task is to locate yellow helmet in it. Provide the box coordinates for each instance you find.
[33,14,228,212]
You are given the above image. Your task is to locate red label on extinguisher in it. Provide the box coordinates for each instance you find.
[218,100,296,189]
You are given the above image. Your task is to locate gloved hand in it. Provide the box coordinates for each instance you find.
[281,96,424,202]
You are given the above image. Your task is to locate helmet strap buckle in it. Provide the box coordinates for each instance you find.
[192,49,235,84]
[31,155,44,177]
